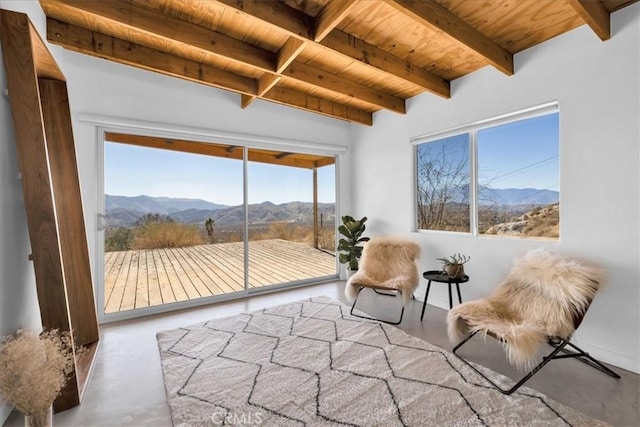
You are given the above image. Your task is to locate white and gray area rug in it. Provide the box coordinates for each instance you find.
[156,297,607,426]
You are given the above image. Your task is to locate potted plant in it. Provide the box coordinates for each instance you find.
[437,253,470,279]
[337,215,369,276]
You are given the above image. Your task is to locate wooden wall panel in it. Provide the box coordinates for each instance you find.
[0,9,72,340]
[0,8,99,413]
[39,78,99,346]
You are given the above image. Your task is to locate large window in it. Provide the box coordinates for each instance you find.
[415,104,559,239]
[101,132,337,317]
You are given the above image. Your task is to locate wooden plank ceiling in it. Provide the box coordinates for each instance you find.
[39,0,637,126]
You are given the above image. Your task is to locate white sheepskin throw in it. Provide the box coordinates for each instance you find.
[447,249,603,371]
[345,236,421,305]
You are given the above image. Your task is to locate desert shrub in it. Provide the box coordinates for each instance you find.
[252,222,306,241]
[224,231,244,243]
[135,213,173,226]
[105,227,134,251]
[268,222,299,240]
[132,221,204,249]
[317,227,336,252]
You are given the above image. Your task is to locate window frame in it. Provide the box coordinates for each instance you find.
[412,101,559,237]
[81,114,346,323]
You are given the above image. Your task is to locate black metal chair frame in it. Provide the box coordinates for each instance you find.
[349,287,405,325]
[452,331,621,395]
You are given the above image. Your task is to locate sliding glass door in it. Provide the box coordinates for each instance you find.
[99,131,337,320]
[247,148,336,289]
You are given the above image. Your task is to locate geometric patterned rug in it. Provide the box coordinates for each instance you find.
[157,297,608,426]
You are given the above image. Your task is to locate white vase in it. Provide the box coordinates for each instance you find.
[345,268,357,280]
[24,406,52,427]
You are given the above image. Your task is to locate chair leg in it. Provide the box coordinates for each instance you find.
[350,287,405,325]
[452,333,619,395]
[548,339,621,379]
[373,288,397,296]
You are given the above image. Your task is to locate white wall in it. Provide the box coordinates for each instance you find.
[351,5,640,373]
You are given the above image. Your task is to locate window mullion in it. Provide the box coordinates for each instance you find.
[243,146,249,292]
[469,131,479,235]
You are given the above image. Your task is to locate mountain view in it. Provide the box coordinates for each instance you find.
[105,194,336,228]
[478,187,558,206]
[416,185,559,237]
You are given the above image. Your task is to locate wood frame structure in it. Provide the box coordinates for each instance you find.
[0,9,99,413]
[37,0,634,126]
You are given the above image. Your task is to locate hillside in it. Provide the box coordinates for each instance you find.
[484,203,559,238]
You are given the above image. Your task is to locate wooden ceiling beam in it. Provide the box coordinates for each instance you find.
[213,0,450,97]
[384,0,514,76]
[214,0,315,39]
[240,94,255,109]
[321,30,450,98]
[314,0,361,42]
[267,86,373,126]
[41,0,276,72]
[45,0,385,117]
[47,18,258,95]
[277,37,307,73]
[241,72,282,109]
[243,37,306,109]
[258,73,282,96]
[47,19,372,125]
[566,0,611,40]
[284,61,405,114]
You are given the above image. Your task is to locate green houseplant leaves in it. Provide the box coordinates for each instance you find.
[337,215,370,270]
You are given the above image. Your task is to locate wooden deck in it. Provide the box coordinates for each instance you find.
[104,239,336,314]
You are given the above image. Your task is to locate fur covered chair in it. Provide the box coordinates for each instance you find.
[447,248,619,394]
[345,236,420,324]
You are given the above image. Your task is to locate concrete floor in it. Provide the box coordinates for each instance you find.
[4,281,639,426]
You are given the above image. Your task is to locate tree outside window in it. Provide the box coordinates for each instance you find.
[416,134,470,232]
[415,110,559,240]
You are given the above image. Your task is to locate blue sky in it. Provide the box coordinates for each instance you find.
[105,144,336,205]
[107,113,557,205]
[417,112,559,191]
[478,113,559,190]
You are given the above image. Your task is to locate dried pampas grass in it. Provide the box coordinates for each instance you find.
[0,329,74,416]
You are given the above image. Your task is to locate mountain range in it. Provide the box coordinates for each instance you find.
[106,188,557,229]
[478,187,559,205]
[106,194,227,214]
[105,195,336,228]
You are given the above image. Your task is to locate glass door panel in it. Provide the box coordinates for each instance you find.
[246,148,337,289]
[103,134,244,315]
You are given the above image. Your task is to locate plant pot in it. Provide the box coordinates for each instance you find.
[445,264,465,279]
[345,268,357,280]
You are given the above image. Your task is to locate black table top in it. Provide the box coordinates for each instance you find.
[423,270,469,283]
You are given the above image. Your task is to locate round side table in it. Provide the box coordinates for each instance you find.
[420,270,469,321]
